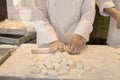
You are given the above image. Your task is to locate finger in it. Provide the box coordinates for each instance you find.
[73,42,83,54]
[78,43,84,53]
[74,47,79,54]
[76,45,82,54]
[72,45,80,54]
[49,46,58,53]
[59,44,64,52]
[70,44,75,52]
[69,44,76,54]
[77,49,81,54]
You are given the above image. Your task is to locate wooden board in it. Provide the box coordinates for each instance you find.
[0,45,17,65]
[0,44,120,80]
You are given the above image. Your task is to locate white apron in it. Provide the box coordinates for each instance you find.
[33,0,95,46]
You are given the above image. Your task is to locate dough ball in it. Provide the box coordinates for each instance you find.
[48,70,58,77]
[59,70,69,75]
[77,69,85,75]
[41,68,48,75]
[68,59,74,67]
[46,64,54,70]
[30,67,41,74]
[33,57,40,62]
[76,62,84,69]
[29,62,36,67]
[70,69,77,75]
[84,64,92,72]
[54,63,60,71]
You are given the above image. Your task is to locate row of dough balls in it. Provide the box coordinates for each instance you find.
[29,51,92,77]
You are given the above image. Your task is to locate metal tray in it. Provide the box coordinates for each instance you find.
[0,48,11,65]
[0,32,36,45]
[0,28,28,35]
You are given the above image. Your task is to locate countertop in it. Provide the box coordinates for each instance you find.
[0,44,120,80]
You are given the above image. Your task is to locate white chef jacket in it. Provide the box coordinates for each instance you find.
[97,0,120,46]
[32,0,95,46]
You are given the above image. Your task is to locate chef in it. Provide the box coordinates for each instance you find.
[32,0,95,54]
[96,0,120,46]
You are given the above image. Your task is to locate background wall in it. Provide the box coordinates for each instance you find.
[7,0,34,21]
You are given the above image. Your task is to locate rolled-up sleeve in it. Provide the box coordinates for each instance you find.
[96,0,115,16]
[75,0,96,41]
[33,0,58,46]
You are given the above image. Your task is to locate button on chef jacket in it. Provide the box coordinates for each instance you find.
[96,0,120,45]
[31,0,95,46]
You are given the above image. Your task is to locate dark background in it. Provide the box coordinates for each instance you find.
[0,0,7,21]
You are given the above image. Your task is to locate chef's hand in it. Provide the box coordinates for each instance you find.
[49,40,65,53]
[104,7,120,29]
[68,34,84,54]
[116,12,120,29]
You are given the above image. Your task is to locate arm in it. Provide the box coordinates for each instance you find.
[74,0,96,41]
[69,0,96,54]
[33,0,58,47]
[97,0,120,29]
[96,0,115,16]
[104,7,120,29]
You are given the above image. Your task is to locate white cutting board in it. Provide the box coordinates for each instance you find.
[0,44,120,80]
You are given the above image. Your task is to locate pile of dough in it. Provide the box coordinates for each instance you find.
[29,51,92,77]
[0,19,32,29]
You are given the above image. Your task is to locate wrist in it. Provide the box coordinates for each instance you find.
[74,34,85,45]
[49,40,59,45]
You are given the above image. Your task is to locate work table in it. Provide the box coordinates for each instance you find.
[0,44,120,80]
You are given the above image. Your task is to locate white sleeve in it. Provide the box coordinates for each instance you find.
[33,0,58,46]
[74,0,96,41]
[96,0,115,16]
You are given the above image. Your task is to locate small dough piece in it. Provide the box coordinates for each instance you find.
[41,68,48,75]
[29,62,36,67]
[70,69,77,75]
[59,70,69,75]
[84,64,92,72]
[48,70,58,77]
[30,67,41,74]
[70,69,84,75]
[54,63,60,71]
[77,69,85,75]
[68,60,74,66]
[46,64,54,70]
[76,62,84,69]
[33,57,40,62]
